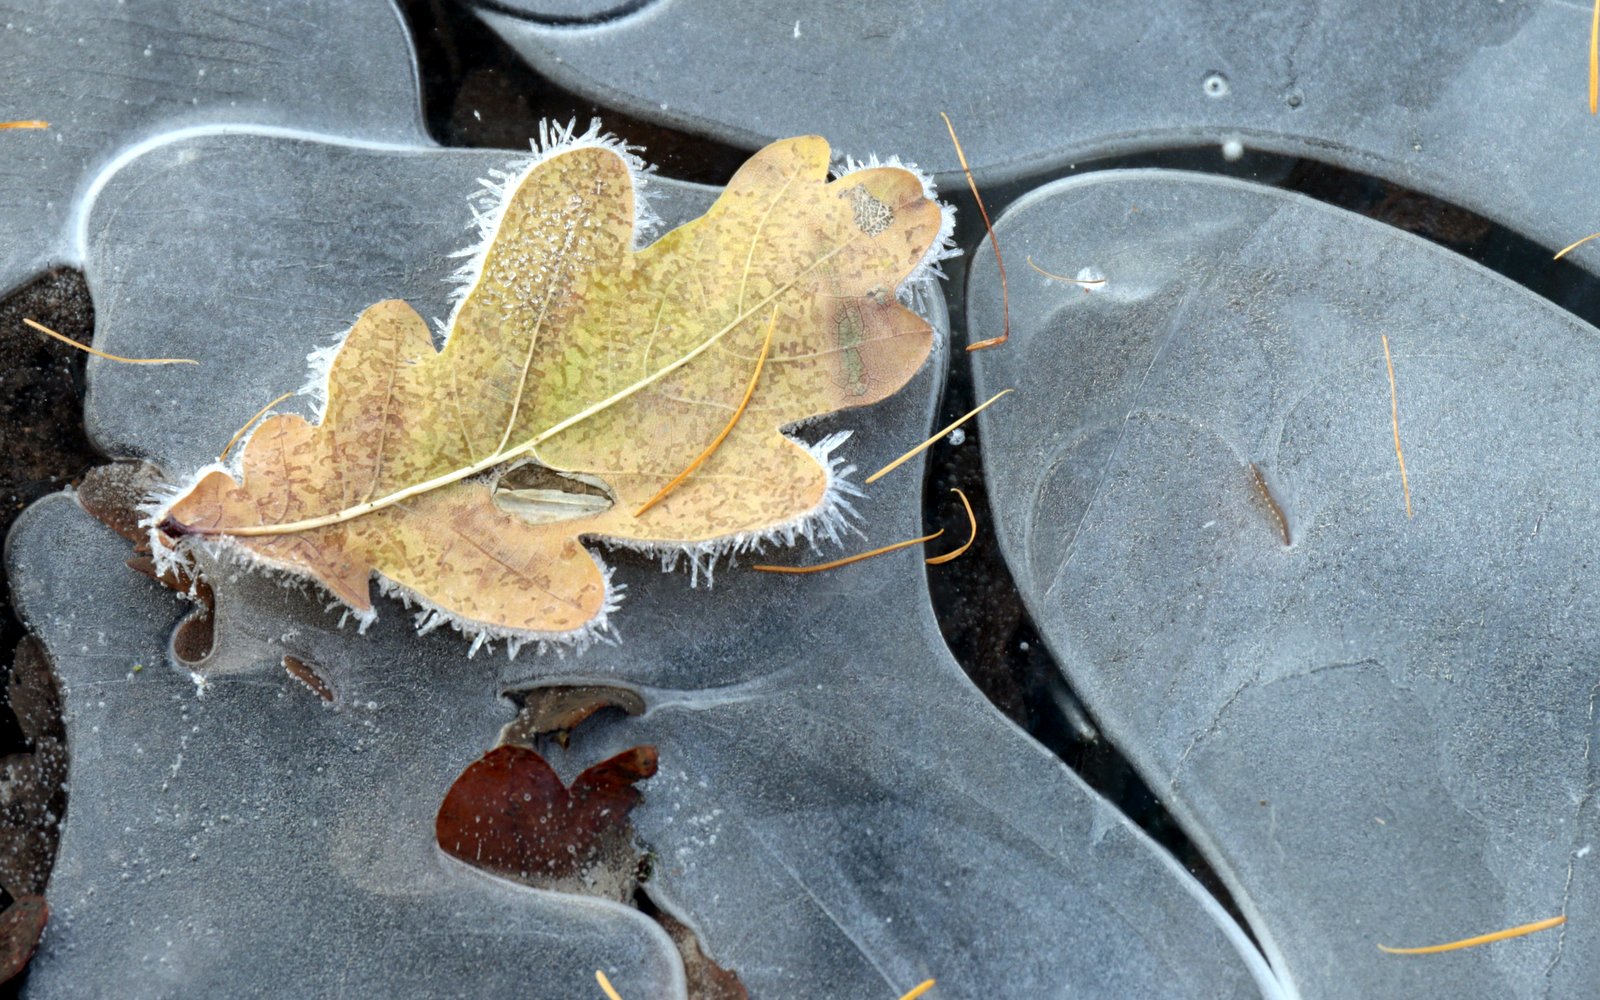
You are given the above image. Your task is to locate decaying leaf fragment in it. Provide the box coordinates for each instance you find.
[148,126,949,651]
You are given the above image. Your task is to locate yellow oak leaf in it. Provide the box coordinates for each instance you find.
[149,127,947,652]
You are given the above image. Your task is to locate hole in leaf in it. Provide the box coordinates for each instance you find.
[492,462,616,525]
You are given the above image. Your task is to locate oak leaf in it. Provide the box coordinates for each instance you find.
[150,129,947,650]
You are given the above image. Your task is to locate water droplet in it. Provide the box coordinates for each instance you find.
[1203,73,1230,98]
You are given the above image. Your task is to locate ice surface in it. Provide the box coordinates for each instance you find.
[35,133,1287,996]
[6,494,685,998]
[0,0,424,299]
[970,169,1600,1000]
[472,0,1600,265]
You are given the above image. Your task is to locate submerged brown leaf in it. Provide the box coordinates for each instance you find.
[154,133,944,645]
[0,896,47,984]
[435,744,657,900]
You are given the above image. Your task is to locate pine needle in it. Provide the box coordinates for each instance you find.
[0,120,49,130]
[866,389,1013,485]
[1027,255,1106,287]
[752,529,944,574]
[23,318,198,365]
[754,491,974,573]
[219,392,295,462]
[899,980,937,1000]
[1377,915,1565,955]
[940,112,1009,352]
[1381,334,1412,518]
[594,970,623,1000]
[1591,0,1599,114]
[635,306,778,516]
[924,489,976,565]
[1554,231,1600,260]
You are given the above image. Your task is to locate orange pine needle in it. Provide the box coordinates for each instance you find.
[899,980,937,1000]
[924,489,976,565]
[1555,231,1600,260]
[866,389,1013,485]
[1027,255,1106,287]
[1381,334,1413,518]
[634,306,778,517]
[1590,0,1598,114]
[754,491,975,573]
[23,318,198,365]
[218,391,295,462]
[0,120,49,130]
[1377,914,1565,955]
[939,112,1009,352]
[594,970,623,1000]
[752,529,944,575]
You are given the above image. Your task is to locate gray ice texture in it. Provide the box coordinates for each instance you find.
[970,171,1600,1000]
[4,133,1281,998]
[473,0,1600,267]
[1,0,426,300]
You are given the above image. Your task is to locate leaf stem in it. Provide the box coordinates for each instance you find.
[1555,231,1600,260]
[1027,255,1106,287]
[1590,0,1598,114]
[593,970,623,1000]
[177,244,852,539]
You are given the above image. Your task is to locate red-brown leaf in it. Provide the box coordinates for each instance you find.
[0,896,48,984]
[435,744,657,889]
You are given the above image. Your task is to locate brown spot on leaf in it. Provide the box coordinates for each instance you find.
[435,744,657,901]
[846,184,894,236]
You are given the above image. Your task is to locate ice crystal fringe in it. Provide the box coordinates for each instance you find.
[296,119,658,424]
[377,560,624,660]
[442,118,661,331]
[139,466,381,634]
[609,430,866,589]
[142,124,948,658]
